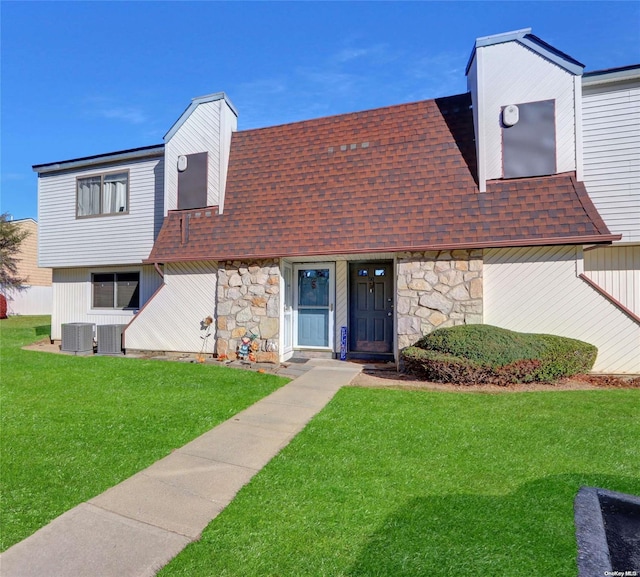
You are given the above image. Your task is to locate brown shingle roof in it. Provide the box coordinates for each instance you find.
[147,93,618,263]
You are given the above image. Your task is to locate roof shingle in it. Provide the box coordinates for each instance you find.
[147,93,617,263]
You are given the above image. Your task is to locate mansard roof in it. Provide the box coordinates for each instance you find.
[147,92,618,263]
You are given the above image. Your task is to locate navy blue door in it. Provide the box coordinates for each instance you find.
[349,262,393,353]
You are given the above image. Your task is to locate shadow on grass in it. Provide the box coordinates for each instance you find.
[34,325,51,337]
[347,474,640,577]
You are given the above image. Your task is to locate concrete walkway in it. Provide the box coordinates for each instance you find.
[0,359,361,577]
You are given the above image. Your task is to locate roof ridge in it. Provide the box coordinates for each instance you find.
[236,93,471,135]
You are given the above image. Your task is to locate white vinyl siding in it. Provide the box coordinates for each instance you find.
[582,79,640,242]
[484,246,640,374]
[50,265,162,340]
[584,245,640,316]
[38,157,164,268]
[468,41,577,186]
[124,261,217,353]
[164,97,237,214]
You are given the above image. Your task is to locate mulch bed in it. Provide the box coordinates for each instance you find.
[351,369,640,393]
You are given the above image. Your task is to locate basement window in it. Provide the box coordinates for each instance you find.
[77,171,129,217]
[92,272,140,309]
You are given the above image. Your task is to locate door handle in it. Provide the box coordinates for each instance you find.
[330,303,334,312]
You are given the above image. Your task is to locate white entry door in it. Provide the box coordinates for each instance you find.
[293,263,335,350]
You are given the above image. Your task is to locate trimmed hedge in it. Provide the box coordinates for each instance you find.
[401,325,597,385]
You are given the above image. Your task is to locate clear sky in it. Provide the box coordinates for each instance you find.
[2,1,639,220]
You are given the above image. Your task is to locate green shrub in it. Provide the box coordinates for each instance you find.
[401,325,597,385]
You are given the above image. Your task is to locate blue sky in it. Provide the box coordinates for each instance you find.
[2,1,639,220]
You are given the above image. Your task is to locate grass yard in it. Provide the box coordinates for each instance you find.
[160,385,640,576]
[0,316,288,551]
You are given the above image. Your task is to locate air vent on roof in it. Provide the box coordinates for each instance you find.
[328,142,371,154]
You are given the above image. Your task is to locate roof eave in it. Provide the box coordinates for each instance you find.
[33,144,165,174]
[583,64,640,86]
[145,233,622,265]
[164,92,238,141]
[465,28,584,76]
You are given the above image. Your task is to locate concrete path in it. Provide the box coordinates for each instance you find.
[0,359,361,577]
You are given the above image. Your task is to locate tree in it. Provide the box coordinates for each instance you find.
[0,212,30,293]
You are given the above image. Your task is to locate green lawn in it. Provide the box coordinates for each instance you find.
[160,385,640,576]
[3,317,639,575]
[0,316,288,551]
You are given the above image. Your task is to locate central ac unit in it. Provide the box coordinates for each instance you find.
[61,323,95,354]
[97,324,126,355]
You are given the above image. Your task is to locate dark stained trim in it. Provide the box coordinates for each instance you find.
[579,273,640,325]
[583,64,640,78]
[145,234,620,265]
[33,144,164,173]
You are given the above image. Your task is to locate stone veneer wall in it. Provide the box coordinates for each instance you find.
[215,260,280,362]
[396,250,483,349]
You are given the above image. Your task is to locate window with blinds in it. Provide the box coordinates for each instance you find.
[92,272,140,309]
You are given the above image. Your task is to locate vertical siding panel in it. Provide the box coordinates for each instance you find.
[52,268,87,340]
[50,265,162,340]
[485,246,640,373]
[584,246,640,315]
[6,286,53,316]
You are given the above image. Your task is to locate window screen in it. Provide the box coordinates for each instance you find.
[93,273,115,308]
[116,273,140,308]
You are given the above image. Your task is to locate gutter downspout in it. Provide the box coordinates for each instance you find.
[154,262,165,279]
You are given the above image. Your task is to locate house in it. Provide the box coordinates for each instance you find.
[1,218,52,316]
[34,29,640,373]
